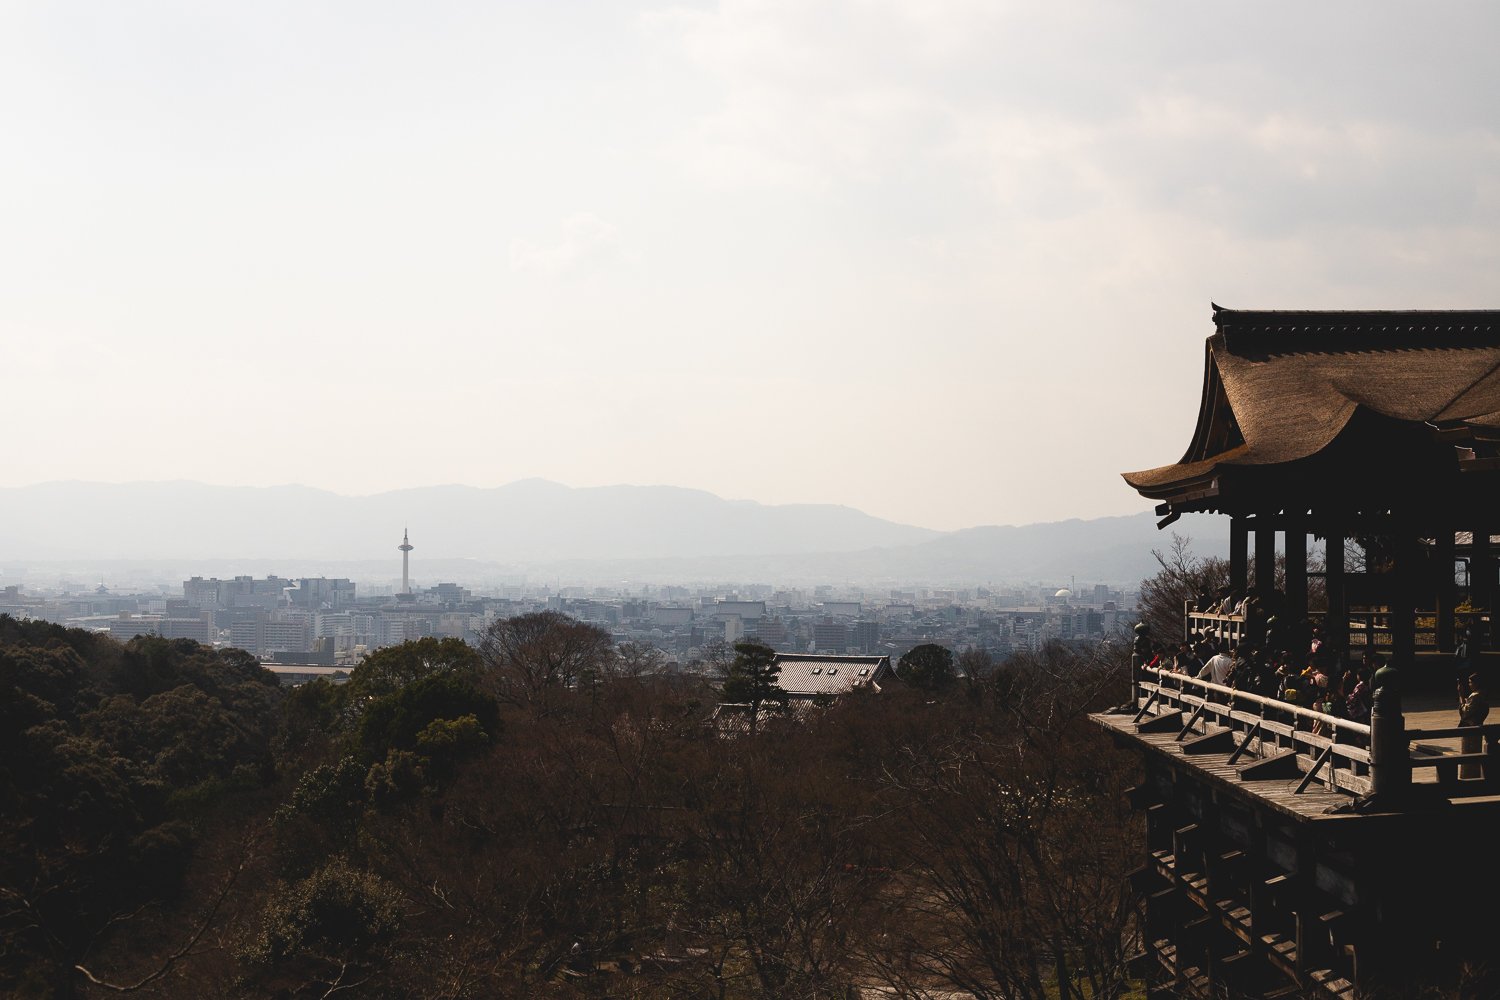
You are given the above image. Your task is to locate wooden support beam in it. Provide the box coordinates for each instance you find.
[1285,517,1308,631]
[1391,531,1419,666]
[1132,687,1161,724]
[1231,517,1249,595]
[1227,721,1262,765]
[1325,533,1347,659]
[1255,523,1277,596]
[1239,749,1300,781]
[1436,529,1456,652]
[1473,526,1493,652]
[1294,743,1336,794]
[1138,710,1186,734]
[1128,864,1160,892]
[1176,702,1208,741]
[1182,728,1237,755]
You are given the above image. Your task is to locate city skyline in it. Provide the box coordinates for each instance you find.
[6,3,1499,530]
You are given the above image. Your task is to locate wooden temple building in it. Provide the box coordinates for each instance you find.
[1095,307,1500,999]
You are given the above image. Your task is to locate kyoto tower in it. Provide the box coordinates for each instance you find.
[398,528,414,595]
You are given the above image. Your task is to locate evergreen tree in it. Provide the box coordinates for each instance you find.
[897,643,956,692]
[720,639,787,730]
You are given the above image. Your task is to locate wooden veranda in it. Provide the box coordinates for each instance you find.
[1098,306,1500,1000]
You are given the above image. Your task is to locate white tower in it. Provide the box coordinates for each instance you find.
[398,528,414,595]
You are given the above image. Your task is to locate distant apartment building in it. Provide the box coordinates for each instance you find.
[652,606,694,628]
[109,614,163,640]
[820,601,861,617]
[263,620,310,655]
[713,600,765,620]
[290,578,357,609]
[183,577,221,609]
[420,582,471,605]
[183,575,290,610]
[812,618,848,652]
[227,614,265,655]
[381,616,431,646]
[160,613,214,643]
[315,612,355,639]
[756,617,789,648]
[849,619,880,653]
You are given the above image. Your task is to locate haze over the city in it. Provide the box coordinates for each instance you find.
[5,2,1499,530]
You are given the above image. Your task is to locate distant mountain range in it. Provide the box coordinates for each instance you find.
[0,480,1230,586]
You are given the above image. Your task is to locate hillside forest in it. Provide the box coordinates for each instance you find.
[0,612,1140,999]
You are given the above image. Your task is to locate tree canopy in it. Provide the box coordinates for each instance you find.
[478,610,613,710]
[0,613,1158,1000]
[346,636,480,700]
[897,642,956,692]
[719,639,788,729]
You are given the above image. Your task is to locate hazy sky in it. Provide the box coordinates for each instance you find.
[5,2,1499,531]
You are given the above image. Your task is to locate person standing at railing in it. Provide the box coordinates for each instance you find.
[1454,628,1471,688]
[1247,650,1279,698]
[1458,672,1489,779]
[1173,641,1202,677]
[1276,653,1302,705]
[1197,641,1234,686]
[1344,665,1372,725]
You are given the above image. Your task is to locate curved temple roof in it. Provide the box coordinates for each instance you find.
[1124,307,1500,502]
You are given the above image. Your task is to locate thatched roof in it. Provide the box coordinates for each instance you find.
[1124,307,1500,502]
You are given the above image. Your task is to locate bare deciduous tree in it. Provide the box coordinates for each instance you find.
[1138,533,1229,644]
[478,611,614,711]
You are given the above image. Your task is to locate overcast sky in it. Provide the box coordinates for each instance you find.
[4,1,1498,531]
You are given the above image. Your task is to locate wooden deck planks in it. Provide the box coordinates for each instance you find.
[1094,710,1357,820]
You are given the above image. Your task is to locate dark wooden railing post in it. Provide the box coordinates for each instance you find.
[1132,622,1150,709]
[1370,663,1409,800]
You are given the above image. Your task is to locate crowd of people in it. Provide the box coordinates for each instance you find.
[1142,589,1500,748]
[1142,630,1377,726]
[1138,586,1380,729]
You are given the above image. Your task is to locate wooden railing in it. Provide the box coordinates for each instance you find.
[1137,667,1500,797]
[1138,667,1372,796]
[1402,721,1500,789]
[1183,608,1247,646]
[1346,610,1490,652]
[1186,606,1491,654]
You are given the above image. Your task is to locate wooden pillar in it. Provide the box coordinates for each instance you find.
[1230,517,1249,595]
[1436,529,1456,653]
[1391,529,1418,667]
[1255,521,1277,597]
[1285,517,1308,629]
[1326,532,1348,662]
[1292,831,1316,986]
[1473,526,1493,652]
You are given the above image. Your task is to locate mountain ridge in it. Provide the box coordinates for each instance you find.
[0,480,1228,586]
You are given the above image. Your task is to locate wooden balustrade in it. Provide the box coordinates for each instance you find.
[1184,607,1491,654]
[1139,666,1500,796]
[1140,667,1371,796]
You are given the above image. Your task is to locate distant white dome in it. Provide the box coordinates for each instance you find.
[1054,588,1072,598]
